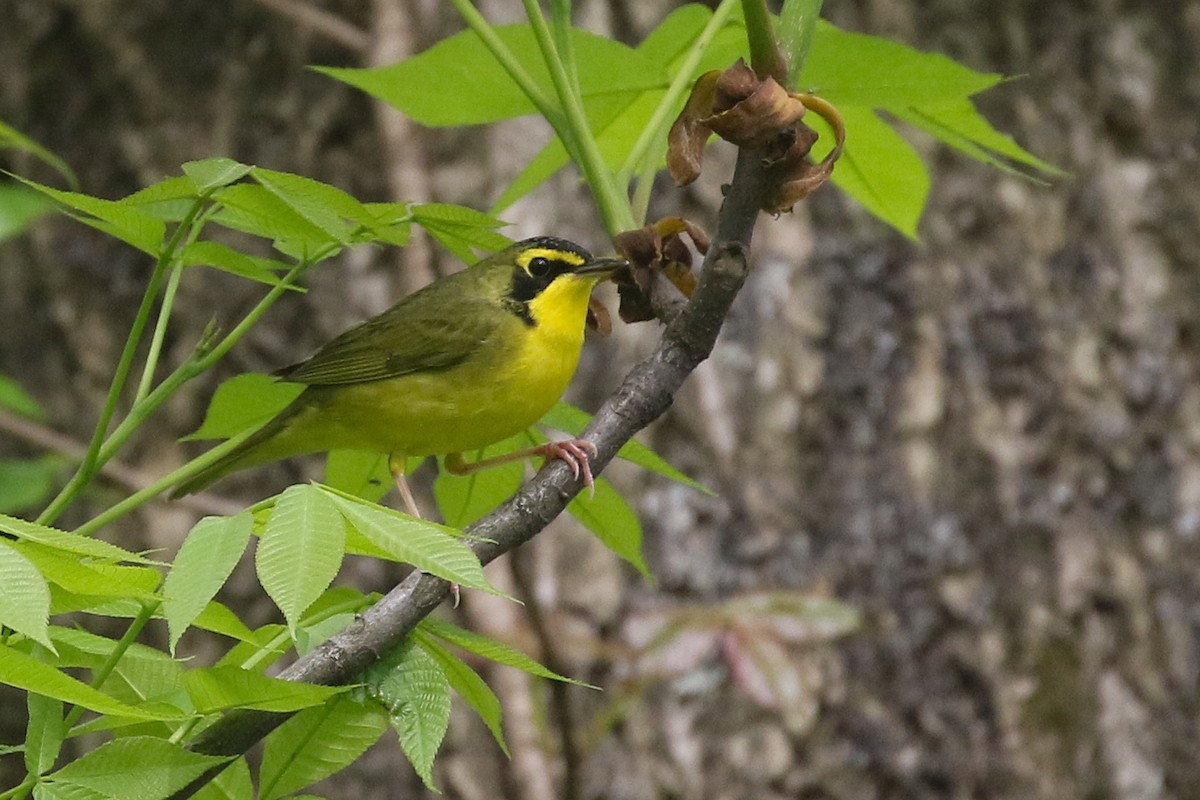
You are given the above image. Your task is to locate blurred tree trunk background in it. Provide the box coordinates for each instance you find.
[2,1,1198,798]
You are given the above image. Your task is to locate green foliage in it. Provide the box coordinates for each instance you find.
[0,2,1054,796]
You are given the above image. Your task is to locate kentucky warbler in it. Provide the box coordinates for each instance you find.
[172,237,625,515]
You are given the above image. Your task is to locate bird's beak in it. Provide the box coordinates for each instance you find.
[574,257,627,277]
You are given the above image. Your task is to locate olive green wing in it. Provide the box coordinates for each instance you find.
[277,294,500,386]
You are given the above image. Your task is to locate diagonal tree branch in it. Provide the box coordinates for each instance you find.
[171,147,770,796]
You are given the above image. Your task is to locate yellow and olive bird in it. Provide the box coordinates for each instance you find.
[172,237,625,515]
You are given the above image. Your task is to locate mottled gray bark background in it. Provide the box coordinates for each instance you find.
[2,1,1198,798]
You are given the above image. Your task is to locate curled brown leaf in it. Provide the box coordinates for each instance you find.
[613,218,710,323]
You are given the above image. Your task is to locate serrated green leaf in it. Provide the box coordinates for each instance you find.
[0,513,154,563]
[191,757,253,800]
[164,512,253,653]
[45,736,229,800]
[0,373,45,420]
[214,622,290,671]
[0,458,56,514]
[13,175,165,255]
[12,541,161,601]
[567,477,650,578]
[323,450,392,503]
[259,696,388,800]
[183,373,304,441]
[257,485,345,633]
[0,644,184,721]
[211,183,337,253]
[184,665,346,714]
[825,106,929,240]
[183,157,253,194]
[413,203,511,263]
[25,689,65,776]
[413,631,508,756]
[191,600,257,644]
[321,488,498,594]
[34,780,113,799]
[48,627,187,712]
[433,434,526,528]
[541,402,713,494]
[316,25,665,127]
[0,182,56,243]
[250,168,355,245]
[0,540,53,649]
[120,175,199,206]
[179,240,297,287]
[366,642,450,790]
[420,617,592,687]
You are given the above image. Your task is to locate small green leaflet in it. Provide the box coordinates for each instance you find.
[0,513,155,564]
[364,642,451,791]
[25,690,65,777]
[43,737,230,800]
[412,629,508,755]
[257,485,346,633]
[12,174,166,256]
[0,182,55,243]
[258,696,388,800]
[164,512,253,653]
[0,119,76,186]
[183,157,253,194]
[420,617,593,687]
[319,486,500,594]
[568,478,651,579]
[191,757,253,800]
[0,373,45,420]
[0,540,53,649]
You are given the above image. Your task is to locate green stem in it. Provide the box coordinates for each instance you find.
[742,0,787,82]
[37,197,209,525]
[550,0,581,95]
[61,602,159,731]
[618,0,739,186]
[134,206,218,405]
[521,0,635,233]
[630,157,657,227]
[779,0,824,83]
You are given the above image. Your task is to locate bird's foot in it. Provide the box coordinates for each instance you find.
[534,438,598,493]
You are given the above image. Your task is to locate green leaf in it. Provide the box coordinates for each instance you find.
[412,630,508,755]
[211,183,337,254]
[0,119,76,185]
[45,736,229,800]
[826,106,929,240]
[257,484,346,632]
[433,434,526,528]
[179,240,298,287]
[13,175,166,255]
[0,373,46,420]
[323,450,392,503]
[184,664,346,714]
[258,696,388,800]
[420,617,591,687]
[567,478,650,578]
[13,541,161,602]
[541,402,713,494]
[191,600,257,645]
[183,157,253,194]
[412,202,511,263]
[250,168,355,245]
[33,781,110,799]
[0,458,56,514]
[0,513,154,563]
[316,25,665,127]
[779,0,823,79]
[191,757,253,800]
[321,488,498,594]
[48,627,187,713]
[182,373,304,441]
[0,540,53,649]
[893,98,1065,177]
[365,642,450,791]
[25,689,65,776]
[798,20,1001,108]
[0,644,184,721]
[164,512,253,653]
[0,182,55,243]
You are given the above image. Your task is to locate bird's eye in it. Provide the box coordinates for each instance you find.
[529,257,554,277]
